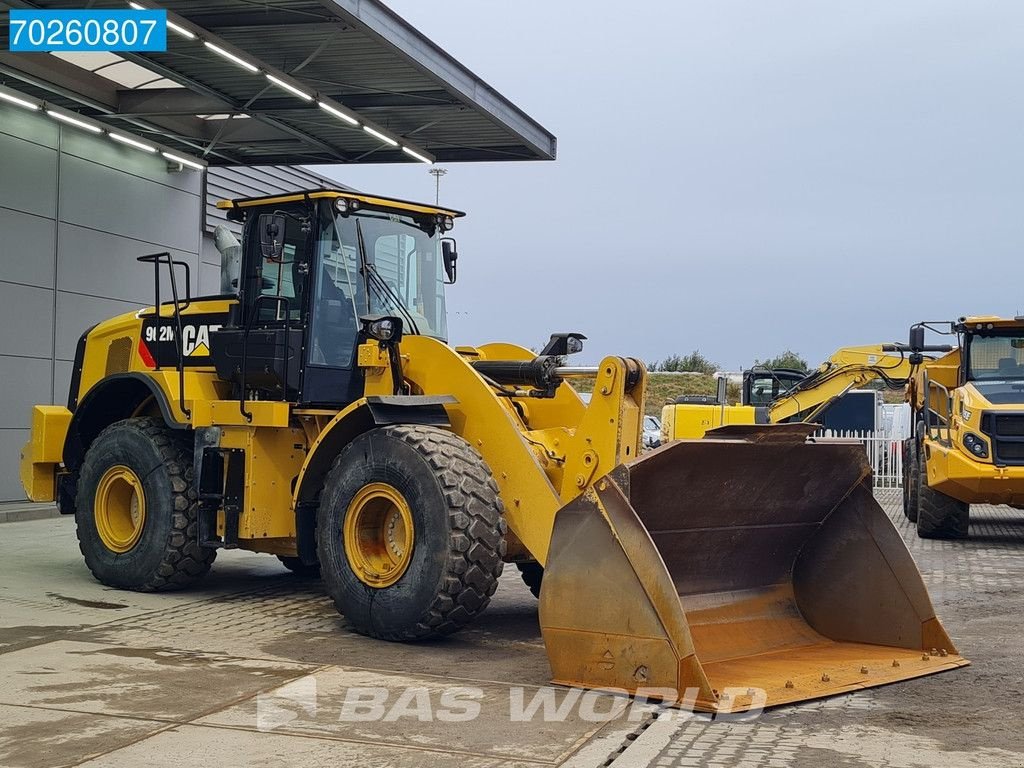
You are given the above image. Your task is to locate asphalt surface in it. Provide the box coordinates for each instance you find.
[0,491,1021,767]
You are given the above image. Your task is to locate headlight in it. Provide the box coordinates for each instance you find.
[360,315,403,343]
[963,432,989,459]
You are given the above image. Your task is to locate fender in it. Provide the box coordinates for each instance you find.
[291,394,454,564]
[64,373,185,471]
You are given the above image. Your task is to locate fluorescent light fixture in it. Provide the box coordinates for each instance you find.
[161,151,206,171]
[204,41,258,73]
[166,19,196,39]
[109,132,156,152]
[266,74,312,101]
[318,100,359,126]
[0,90,40,111]
[363,125,398,147]
[401,146,432,164]
[129,2,196,39]
[46,110,102,133]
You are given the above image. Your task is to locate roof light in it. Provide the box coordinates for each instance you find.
[161,151,206,171]
[363,125,398,147]
[46,110,103,134]
[401,145,432,164]
[129,2,196,39]
[109,132,156,153]
[204,41,258,73]
[266,74,313,102]
[318,100,359,126]
[166,19,196,39]
[0,90,40,111]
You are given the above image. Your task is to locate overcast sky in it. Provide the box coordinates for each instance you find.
[312,1,1024,370]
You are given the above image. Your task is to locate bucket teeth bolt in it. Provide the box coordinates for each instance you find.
[784,680,794,689]
[939,648,948,657]
[930,648,938,656]
[892,660,901,668]
[922,653,930,661]
[860,666,869,675]
[820,673,830,682]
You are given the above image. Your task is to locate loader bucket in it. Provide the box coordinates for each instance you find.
[538,424,967,712]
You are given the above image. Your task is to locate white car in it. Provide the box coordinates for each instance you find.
[643,415,661,449]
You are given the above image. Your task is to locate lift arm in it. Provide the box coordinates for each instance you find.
[766,345,914,424]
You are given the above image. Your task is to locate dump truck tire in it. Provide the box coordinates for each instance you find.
[516,562,543,599]
[317,425,506,641]
[277,556,320,578]
[916,481,970,539]
[75,417,216,591]
[902,439,919,522]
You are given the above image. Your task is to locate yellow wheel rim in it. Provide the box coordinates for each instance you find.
[343,482,415,588]
[94,465,146,553]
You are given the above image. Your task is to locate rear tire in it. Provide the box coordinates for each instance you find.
[75,418,216,591]
[517,562,543,599]
[902,439,920,522]
[317,425,506,641]
[277,555,320,578]
[916,481,970,539]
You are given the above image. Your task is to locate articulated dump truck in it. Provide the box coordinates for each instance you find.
[20,190,966,711]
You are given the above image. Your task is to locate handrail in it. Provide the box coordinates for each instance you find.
[239,295,291,422]
[137,252,192,419]
[923,372,952,447]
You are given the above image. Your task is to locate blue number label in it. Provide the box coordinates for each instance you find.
[9,10,167,52]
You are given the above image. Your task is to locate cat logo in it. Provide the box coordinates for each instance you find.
[182,324,220,357]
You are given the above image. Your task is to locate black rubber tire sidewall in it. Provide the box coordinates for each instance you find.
[903,438,920,522]
[317,427,496,639]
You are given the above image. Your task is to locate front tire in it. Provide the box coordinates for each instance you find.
[75,418,216,591]
[317,425,506,641]
[902,439,920,522]
[916,480,970,539]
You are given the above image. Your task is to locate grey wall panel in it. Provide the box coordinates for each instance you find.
[59,130,202,194]
[0,207,56,288]
[0,356,54,429]
[0,101,59,149]
[0,428,30,501]
[54,292,141,362]
[0,133,57,219]
[58,155,200,253]
[0,281,54,359]
[199,260,221,295]
[57,223,198,304]
[53,359,74,409]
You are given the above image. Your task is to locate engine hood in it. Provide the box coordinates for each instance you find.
[965,380,1024,407]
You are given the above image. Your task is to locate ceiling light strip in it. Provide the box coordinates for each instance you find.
[317,100,359,126]
[401,146,432,164]
[110,132,156,152]
[128,1,196,39]
[0,89,40,111]
[363,125,398,147]
[47,109,103,133]
[266,74,312,101]
[204,41,258,73]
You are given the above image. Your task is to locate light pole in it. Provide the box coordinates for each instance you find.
[429,167,447,204]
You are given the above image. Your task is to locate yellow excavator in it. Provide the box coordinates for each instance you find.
[662,345,929,441]
[20,190,966,711]
[898,318,1024,538]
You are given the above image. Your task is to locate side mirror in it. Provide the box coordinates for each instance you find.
[909,324,926,352]
[258,214,286,262]
[441,238,458,284]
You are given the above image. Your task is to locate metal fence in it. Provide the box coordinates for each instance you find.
[815,429,904,488]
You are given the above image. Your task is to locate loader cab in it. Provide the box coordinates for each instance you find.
[212,190,463,407]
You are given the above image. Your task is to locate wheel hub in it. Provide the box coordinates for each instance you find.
[94,465,147,553]
[344,482,415,588]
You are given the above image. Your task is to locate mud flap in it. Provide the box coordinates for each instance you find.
[538,425,968,712]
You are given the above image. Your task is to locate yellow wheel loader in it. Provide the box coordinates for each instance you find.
[897,318,1024,538]
[662,345,931,441]
[20,189,966,711]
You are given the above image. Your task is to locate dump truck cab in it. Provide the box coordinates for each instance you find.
[902,316,1024,537]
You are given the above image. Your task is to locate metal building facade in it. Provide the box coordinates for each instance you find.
[0,98,332,500]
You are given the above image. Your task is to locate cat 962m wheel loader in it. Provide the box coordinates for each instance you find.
[20,189,965,711]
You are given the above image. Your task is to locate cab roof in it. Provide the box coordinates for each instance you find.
[215,189,465,219]
[958,315,1024,330]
